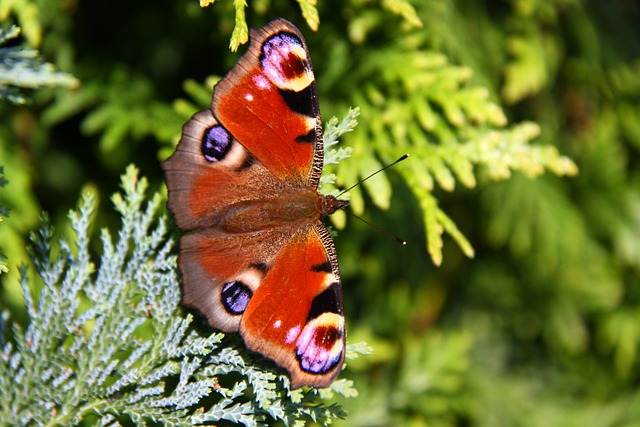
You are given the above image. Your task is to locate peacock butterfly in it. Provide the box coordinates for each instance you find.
[162,18,349,389]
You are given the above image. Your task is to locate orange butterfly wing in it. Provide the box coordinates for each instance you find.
[213,19,324,189]
[240,224,345,389]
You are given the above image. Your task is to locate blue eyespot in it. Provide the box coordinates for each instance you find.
[202,125,232,162]
[221,281,252,315]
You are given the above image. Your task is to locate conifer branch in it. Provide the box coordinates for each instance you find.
[0,165,357,426]
[0,26,78,104]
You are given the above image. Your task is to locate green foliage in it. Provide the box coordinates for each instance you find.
[2,0,640,426]
[44,68,182,154]
[0,26,78,104]
[0,166,356,426]
[0,0,43,46]
[319,108,357,187]
[321,29,576,265]
[202,0,321,50]
[296,0,320,31]
[380,0,423,28]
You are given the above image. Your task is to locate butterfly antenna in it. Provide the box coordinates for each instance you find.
[337,154,409,246]
[337,154,409,198]
[350,212,407,246]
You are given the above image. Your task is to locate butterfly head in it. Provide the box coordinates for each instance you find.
[320,195,349,217]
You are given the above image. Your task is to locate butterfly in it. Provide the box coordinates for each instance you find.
[162,18,349,389]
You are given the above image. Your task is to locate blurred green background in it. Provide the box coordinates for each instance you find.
[2,0,640,426]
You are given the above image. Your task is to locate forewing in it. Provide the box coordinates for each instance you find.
[213,18,324,189]
[162,109,285,231]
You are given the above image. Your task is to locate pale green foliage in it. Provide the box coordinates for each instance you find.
[319,107,357,190]
[327,46,577,265]
[199,0,250,51]
[0,26,78,104]
[0,166,358,426]
[230,0,249,52]
[381,0,423,28]
[0,0,43,46]
[205,0,419,48]
[203,0,320,50]
[297,0,320,31]
[305,106,359,232]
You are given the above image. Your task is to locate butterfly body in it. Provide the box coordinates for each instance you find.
[163,19,348,389]
[218,189,343,233]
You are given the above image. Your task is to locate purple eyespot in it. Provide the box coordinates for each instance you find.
[260,33,307,85]
[202,125,232,162]
[296,323,343,374]
[221,281,252,315]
